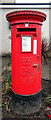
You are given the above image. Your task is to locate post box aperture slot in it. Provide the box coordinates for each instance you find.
[22,36,31,52]
[17,28,36,32]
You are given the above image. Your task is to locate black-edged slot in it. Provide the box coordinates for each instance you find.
[17,28,36,32]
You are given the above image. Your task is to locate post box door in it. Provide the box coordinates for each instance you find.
[12,27,41,95]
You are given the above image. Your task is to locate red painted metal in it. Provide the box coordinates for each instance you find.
[6,10,46,95]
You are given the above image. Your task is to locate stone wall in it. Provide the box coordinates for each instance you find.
[0,0,15,3]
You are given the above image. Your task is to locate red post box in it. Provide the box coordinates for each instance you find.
[6,10,46,114]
